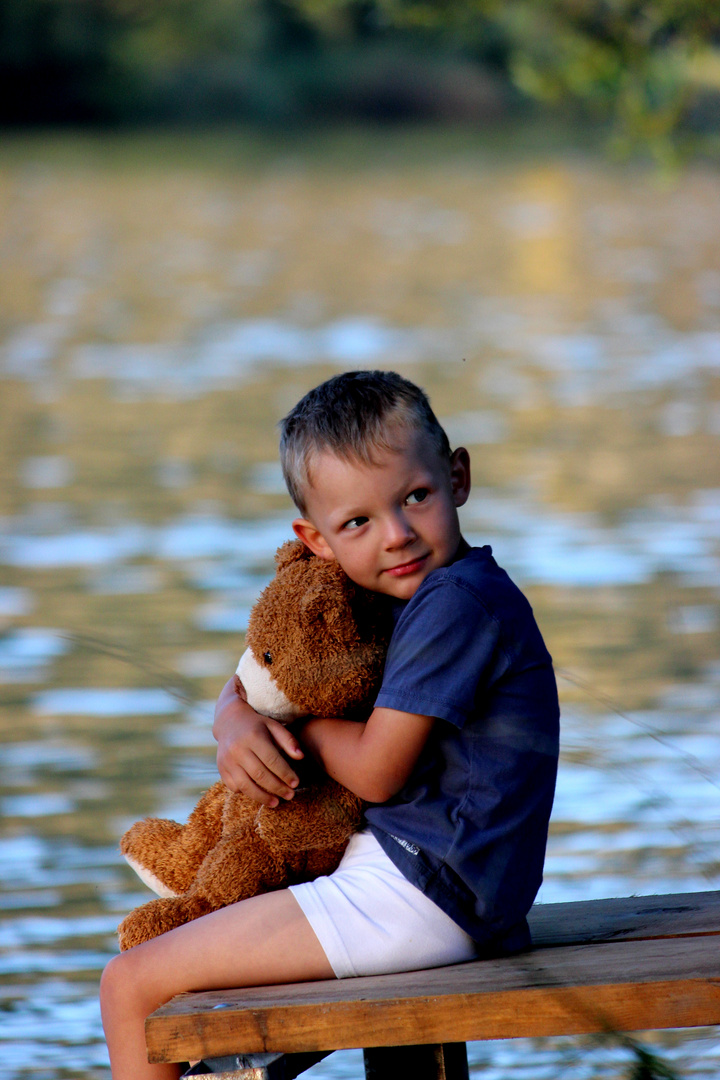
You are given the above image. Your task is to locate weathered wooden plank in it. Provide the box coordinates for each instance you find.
[528,890,720,947]
[146,935,720,1064]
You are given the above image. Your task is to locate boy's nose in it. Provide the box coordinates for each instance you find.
[384,512,416,549]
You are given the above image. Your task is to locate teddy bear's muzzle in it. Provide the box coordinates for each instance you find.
[236,648,305,722]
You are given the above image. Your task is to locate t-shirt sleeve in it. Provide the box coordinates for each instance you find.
[374,578,509,728]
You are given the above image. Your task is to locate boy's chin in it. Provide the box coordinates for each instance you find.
[379,575,426,601]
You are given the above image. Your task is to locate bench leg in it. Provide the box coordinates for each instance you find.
[363,1043,468,1080]
[181,1050,332,1079]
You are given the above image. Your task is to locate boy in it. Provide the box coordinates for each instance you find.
[101,371,559,1080]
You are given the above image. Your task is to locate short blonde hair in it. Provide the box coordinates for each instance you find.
[279,370,451,515]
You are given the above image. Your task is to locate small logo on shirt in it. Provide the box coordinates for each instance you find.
[391,834,420,855]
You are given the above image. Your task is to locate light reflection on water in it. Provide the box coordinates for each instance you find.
[0,131,719,1078]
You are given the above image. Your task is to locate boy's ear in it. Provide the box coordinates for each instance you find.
[450,447,471,508]
[291,518,336,561]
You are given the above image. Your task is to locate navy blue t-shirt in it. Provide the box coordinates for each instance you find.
[365,545,559,952]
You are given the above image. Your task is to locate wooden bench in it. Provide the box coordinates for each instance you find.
[146,890,720,1079]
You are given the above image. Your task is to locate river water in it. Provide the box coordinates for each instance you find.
[0,129,719,1078]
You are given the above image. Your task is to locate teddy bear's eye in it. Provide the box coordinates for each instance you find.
[263,651,272,665]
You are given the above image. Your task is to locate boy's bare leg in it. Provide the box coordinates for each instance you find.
[101,889,334,1080]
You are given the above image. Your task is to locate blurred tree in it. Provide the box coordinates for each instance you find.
[493,0,720,162]
[0,0,130,122]
[0,0,509,125]
[1,0,718,153]
[297,0,720,159]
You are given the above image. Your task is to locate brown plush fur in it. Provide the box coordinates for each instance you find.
[117,540,392,951]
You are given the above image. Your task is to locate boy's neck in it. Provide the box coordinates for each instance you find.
[453,536,471,563]
[391,536,471,613]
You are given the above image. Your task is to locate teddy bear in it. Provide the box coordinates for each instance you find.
[117,539,392,951]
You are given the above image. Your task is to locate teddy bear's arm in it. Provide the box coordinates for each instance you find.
[120,780,227,897]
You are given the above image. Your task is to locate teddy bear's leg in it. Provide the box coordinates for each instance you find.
[117,831,288,950]
[299,842,353,882]
[120,781,227,897]
[185,830,287,911]
[117,895,214,951]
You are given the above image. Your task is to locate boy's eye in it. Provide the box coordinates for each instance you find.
[406,488,429,505]
[342,516,368,530]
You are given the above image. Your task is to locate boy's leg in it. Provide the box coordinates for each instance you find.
[101,889,334,1080]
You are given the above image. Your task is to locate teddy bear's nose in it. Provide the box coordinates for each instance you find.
[263,651,273,664]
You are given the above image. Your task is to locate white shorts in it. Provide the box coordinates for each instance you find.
[288,830,478,979]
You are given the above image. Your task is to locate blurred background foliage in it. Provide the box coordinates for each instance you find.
[1,0,720,158]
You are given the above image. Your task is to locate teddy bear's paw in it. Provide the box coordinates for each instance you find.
[120,820,194,897]
[122,853,179,899]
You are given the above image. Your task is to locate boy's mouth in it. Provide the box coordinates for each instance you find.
[385,554,429,578]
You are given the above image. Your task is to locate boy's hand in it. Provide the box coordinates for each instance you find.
[213,676,303,807]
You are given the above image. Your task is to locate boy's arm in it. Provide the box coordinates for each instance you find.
[299,708,435,804]
[213,676,304,807]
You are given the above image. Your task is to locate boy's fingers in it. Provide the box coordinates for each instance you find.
[222,750,298,802]
[218,757,284,805]
[253,745,300,793]
[265,718,304,760]
[214,708,302,802]
[226,771,280,807]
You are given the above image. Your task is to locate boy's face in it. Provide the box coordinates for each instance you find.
[292,429,471,601]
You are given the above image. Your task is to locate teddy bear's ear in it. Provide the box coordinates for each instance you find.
[300,574,354,632]
[275,539,314,570]
[298,583,326,619]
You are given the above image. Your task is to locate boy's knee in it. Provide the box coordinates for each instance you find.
[100,952,124,1012]
[100,949,142,1017]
